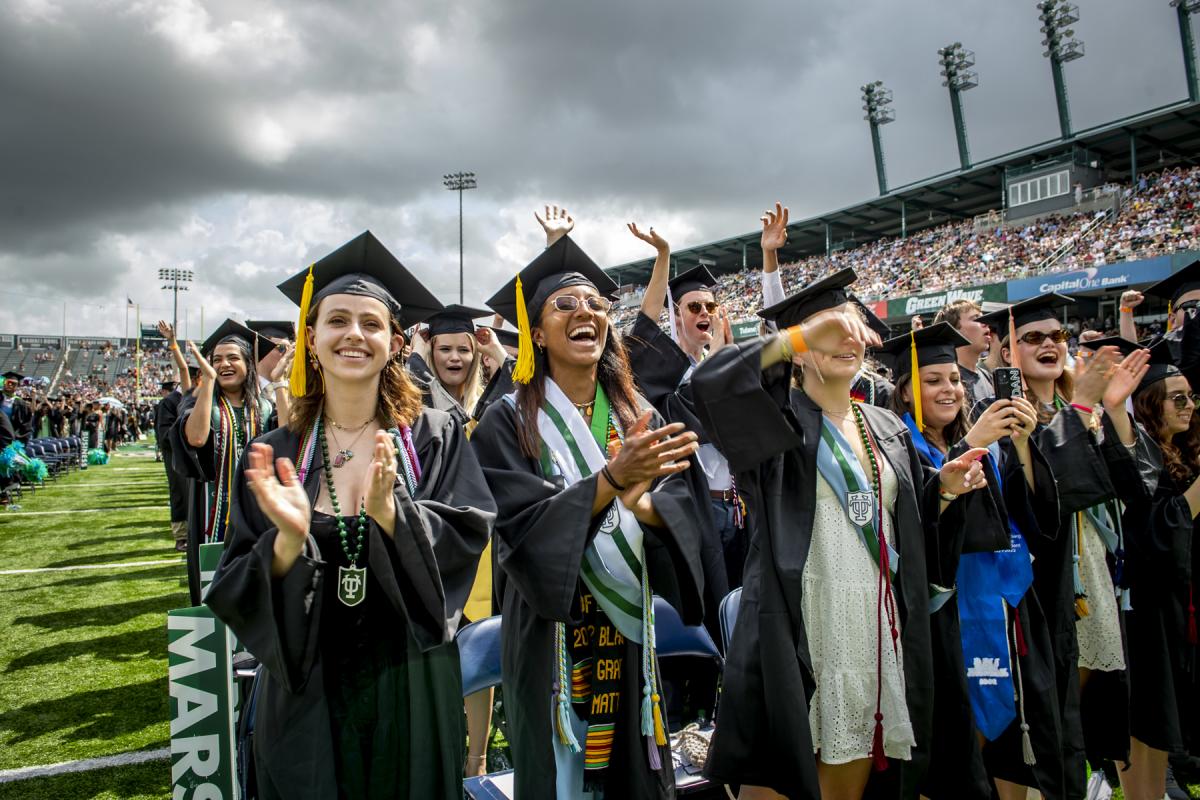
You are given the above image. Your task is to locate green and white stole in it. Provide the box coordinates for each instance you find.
[532,379,667,781]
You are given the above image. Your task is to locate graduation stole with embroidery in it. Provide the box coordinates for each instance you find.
[531,380,665,785]
[205,393,265,544]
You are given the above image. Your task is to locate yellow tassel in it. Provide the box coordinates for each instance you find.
[651,694,667,746]
[1075,597,1090,618]
[1168,300,1174,332]
[512,274,536,384]
[909,330,923,432]
[289,263,315,396]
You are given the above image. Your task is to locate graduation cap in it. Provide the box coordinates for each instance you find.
[485,235,618,384]
[849,293,891,340]
[1144,258,1200,307]
[1137,338,1180,394]
[483,326,519,349]
[245,320,295,341]
[160,380,178,391]
[425,305,492,338]
[669,266,719,304]
[277,231,444,395]
[757,268,857,329]
[875,323,970,431]
[977,293,1075,332]
[2,371,22,381]
[1078,336,1143,358]
[200,319,255,358]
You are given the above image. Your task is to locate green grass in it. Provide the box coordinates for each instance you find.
[0,441,184,798]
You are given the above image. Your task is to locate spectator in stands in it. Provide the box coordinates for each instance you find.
[935,299,995,408]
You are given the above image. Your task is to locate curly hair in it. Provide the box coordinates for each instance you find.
[1133,381,1200,486]
[288,301,423,434]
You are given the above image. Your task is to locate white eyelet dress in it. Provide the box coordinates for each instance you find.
[802,455,915,765]
[1075,514,1126,672]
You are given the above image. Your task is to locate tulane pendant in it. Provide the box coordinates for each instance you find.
[332,449,353,468]
[847,491,874,527]
[338,565,367,606]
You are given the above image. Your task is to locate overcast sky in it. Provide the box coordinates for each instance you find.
[0,0,1191,337]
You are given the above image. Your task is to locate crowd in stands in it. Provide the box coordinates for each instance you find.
[612,166,1200,328]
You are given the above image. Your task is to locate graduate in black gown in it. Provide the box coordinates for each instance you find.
[691,269,996,800]
[471,234,707,799]
[245,319,298,430]
[1119,339,1200,800]
[977,296,1158,800]
[878,324,1064,800]
[407,304,508,431]
[171,319,275,605]
[206,230,494,800]
[2,371,33,447]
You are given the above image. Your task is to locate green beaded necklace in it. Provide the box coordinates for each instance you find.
[319,420,370,606]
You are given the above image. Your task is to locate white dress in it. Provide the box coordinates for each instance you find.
[1075,514,1126,671]
[802,455,915,764]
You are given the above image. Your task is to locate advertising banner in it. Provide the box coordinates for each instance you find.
[1006,258,1173,301]
[886,284,1007,319]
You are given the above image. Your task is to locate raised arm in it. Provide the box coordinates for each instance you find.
[158,320,190,391]
[183,341,217,448]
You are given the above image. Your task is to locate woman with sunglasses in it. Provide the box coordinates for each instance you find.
[977,295,1156,800]
[472,234,707,799]
[205,233,495,799]
[878,324,1064,800]
[1121,340,1200,800]
[692,269,993,800]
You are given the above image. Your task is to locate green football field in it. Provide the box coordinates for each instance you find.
[0,441,180,799]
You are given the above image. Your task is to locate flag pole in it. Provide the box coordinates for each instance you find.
[135,304,142,407]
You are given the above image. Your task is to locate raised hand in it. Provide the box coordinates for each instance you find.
[364,431,398,532]
[965,399,1019,449]
[627,222,669,253]
[1007,396,1039,447]
[1103,348,1151,410]
[799,307,882,354]
[1120,290,1144,310]
[187,340,217,385]
[607,410,697,490]
[269,343,295,382]
[938,447,990,498]
[411,327,432,362]
[245,443,310,544]
[156,320,176,343]
[760,202,789,252]
[475,326,508,366]
[535,205,575,247]
[1073,345,1120,407]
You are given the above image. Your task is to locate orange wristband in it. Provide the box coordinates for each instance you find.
[786,325,809,355]
[169,343,180,351]
[1119,306,1134,314]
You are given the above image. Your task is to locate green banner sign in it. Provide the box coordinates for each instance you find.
[168,605,237,800]
[886,283,1007,319]
[198,542,223,601]
[731,320,761,341]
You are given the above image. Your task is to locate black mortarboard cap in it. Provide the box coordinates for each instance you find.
[875,323,970,380]
[849,293,891,340]
[276,231,443,331]
[977,292,1074,331]
[484,326,519,349]
[160,380,178,390]
[1143,258,1200,306]
[669,266,719,304]
[485,235,618,328]
[245,320,295,341]
[200,319,256,358]
[2,371,23,381]
[426,305,492,337]
[1079,336,1144,358]
[1136,338,1181,393]
[757,268,857,329]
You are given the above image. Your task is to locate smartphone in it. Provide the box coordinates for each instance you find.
[994,367,1023,400]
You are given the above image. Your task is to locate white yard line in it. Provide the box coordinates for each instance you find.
[0,505,165,516]
[0,559,182,576]
[0,747,171,783]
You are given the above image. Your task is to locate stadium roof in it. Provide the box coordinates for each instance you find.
[606,99,1200,286]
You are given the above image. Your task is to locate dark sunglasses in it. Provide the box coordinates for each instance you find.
[551,295,612,313]
[682,300,719,315]
[1018,329,1070,346]
[1167,391,1200,410]
[1177,300,1200,318]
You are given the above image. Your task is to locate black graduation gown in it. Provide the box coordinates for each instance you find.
[917,437,1066,800]
[1121,461,1194,755]
[689,339,998,800]
[624,312,730,631]
[1011,404,1157,799]
[470,395,706,800]
[155,391,188,523]
[8,396,33,446]
[474,358,516,423]
[205,409,495,799]
[0,410,13,496]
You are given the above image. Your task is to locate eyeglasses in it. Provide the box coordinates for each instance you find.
[551,295,612,313]
[1167,392,1200,410]
[1178,300,1200,319]
[682,301,719,315]
[1017,329,1070,346]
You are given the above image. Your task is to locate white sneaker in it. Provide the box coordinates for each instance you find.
[1085,772,1113,800]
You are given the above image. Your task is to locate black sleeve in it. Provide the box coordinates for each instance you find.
[169,393,216,481]
[624,312,692,410]
[1032,407,1116,515]
[473,358,515,422]
[1098,411,1160,510]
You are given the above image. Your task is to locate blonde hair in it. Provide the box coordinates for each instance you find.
[998,333,1075,424]
[430,333,484,415]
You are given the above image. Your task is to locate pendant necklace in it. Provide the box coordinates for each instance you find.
[320,424,370,607]
[325,416,373,468]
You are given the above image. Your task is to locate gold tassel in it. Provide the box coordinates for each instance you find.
[289,263,315,396]
[651,693,667,746]
[512,274,536,384]
[910,330,923,432]
[1168,300,1175,332]
[1075,597,1090,618]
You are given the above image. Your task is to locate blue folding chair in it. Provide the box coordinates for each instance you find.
[457,615,503,698]
[718,588,742,654]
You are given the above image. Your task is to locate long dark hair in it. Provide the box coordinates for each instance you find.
[515,328,641,460]
[887,371,970,450]
[211,336,264,429]
[1133,381,1200,486]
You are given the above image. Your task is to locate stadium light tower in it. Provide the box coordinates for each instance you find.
[1171,0,1200,102]
[443,171,477,304]
[938,42,978,170]
[1037,0,1085,140]
[861,81,895,195]
[158,267,193,337]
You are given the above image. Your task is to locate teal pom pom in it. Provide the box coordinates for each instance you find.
[86,449,109,466]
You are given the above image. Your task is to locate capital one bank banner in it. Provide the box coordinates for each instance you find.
[1006,257,1173,302]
